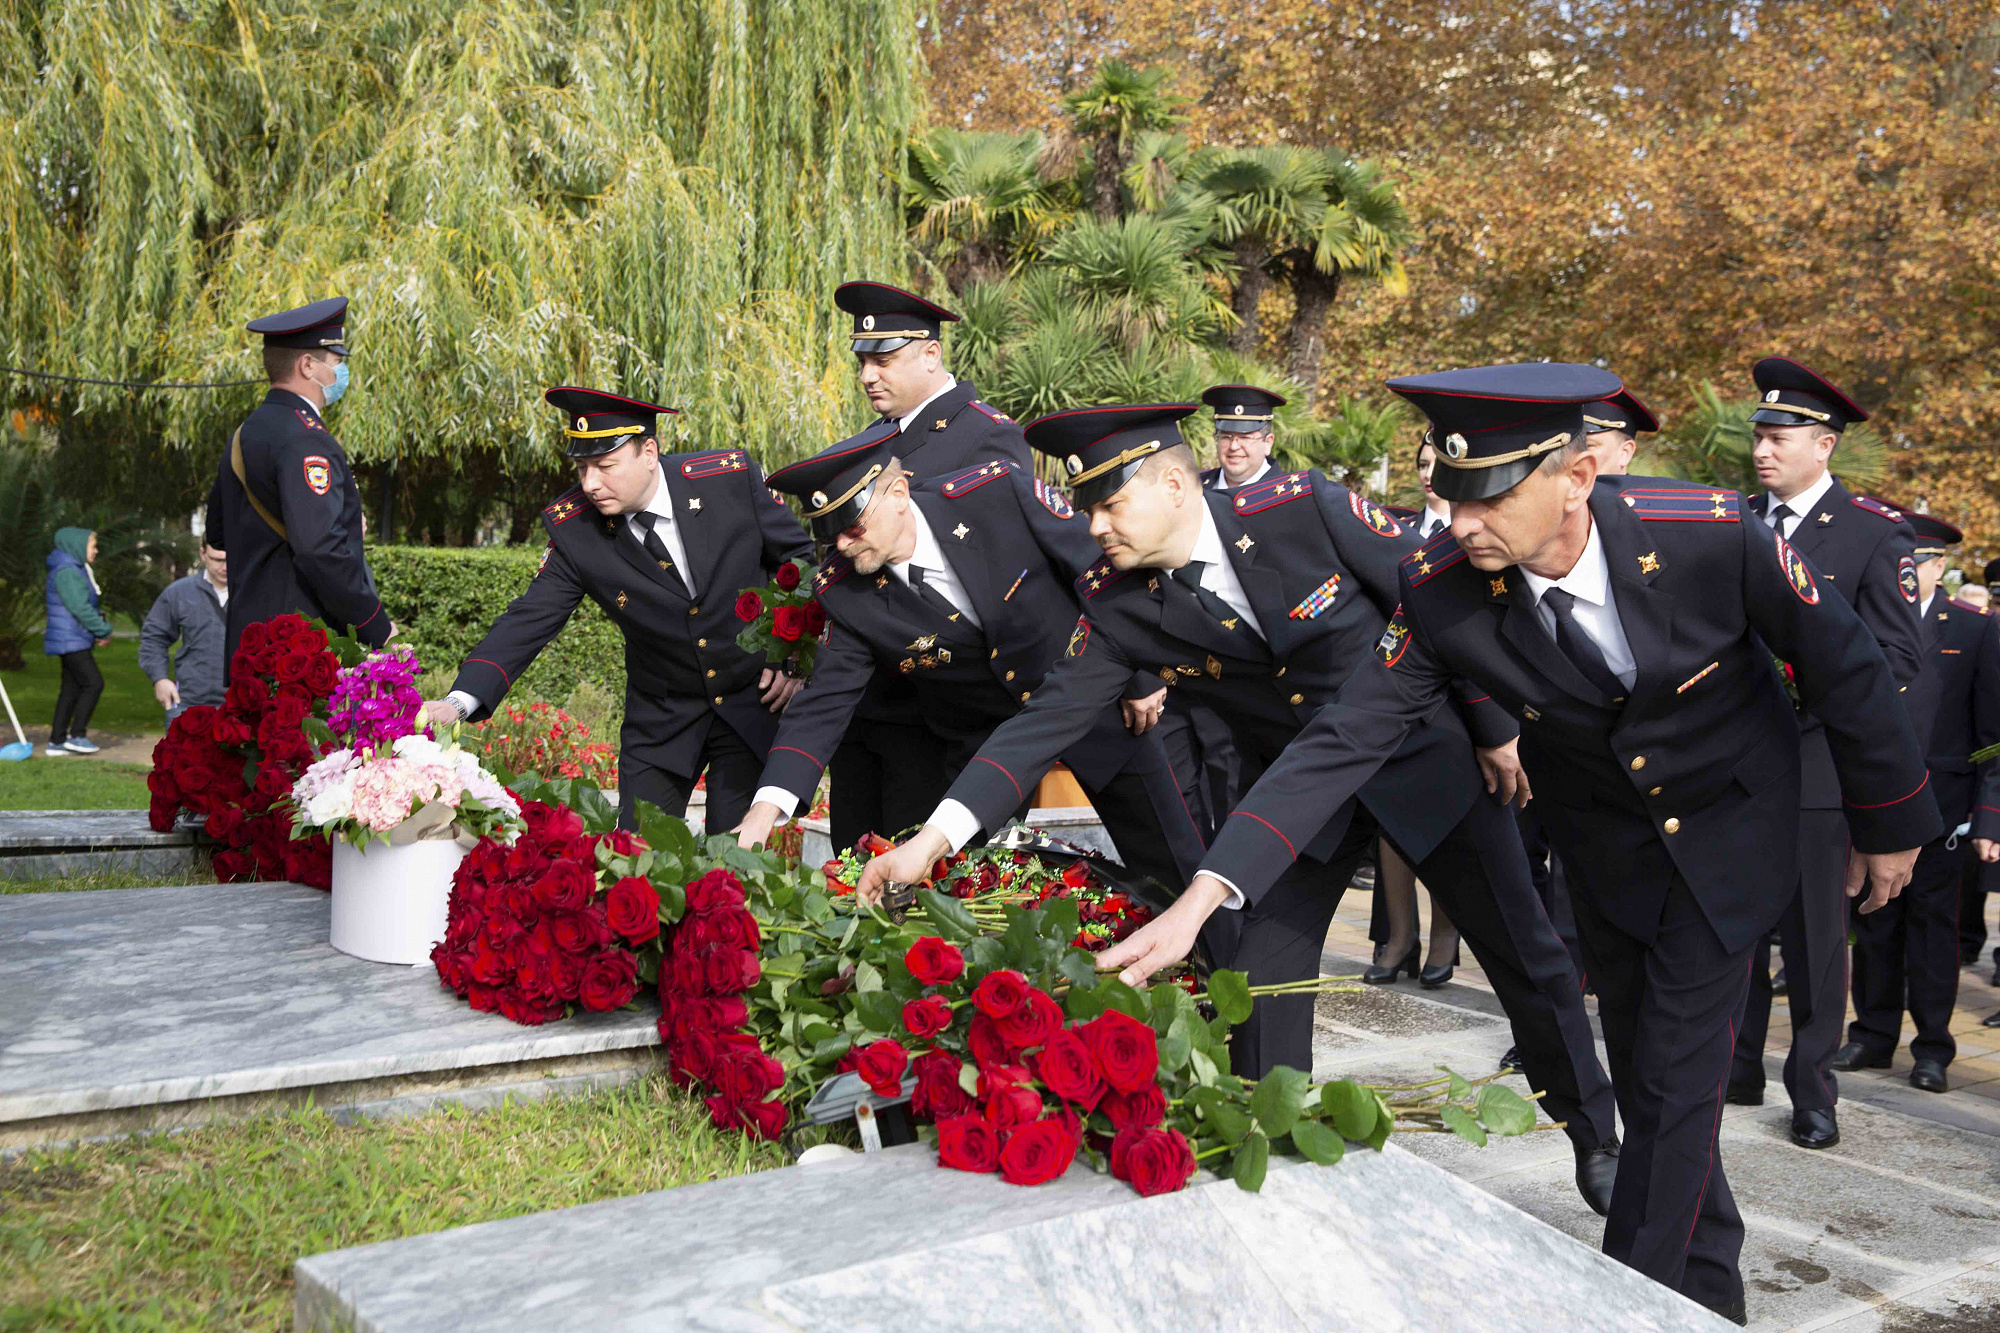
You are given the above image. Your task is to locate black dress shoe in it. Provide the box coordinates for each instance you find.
[1983,1009,2000,1028]
[1418,962,1454,988]
[1496,1044,1522,1073]
[1769,967,1787,995]
[1790,1107,1839,1149]
[1574,1141,1619,1217]
[1362,943,1420,985]
[1831,1041,1893,1071]
[1910,1059,1949,1093]
[1724,1080,1764,1106]
[1702,1293,1749,1326]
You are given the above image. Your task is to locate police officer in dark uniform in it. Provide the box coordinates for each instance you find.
[207,297,389,675]
[418,388,812,832]
[1091,363,1937,1320]
[1197,384,1282,491]
[1580,386,1658,477]
[824,282,1031,855]
[855,400,1624,1216]
[1839,510,2000,1087]
[731,427,1204,889]
[1728,358,1923,1150]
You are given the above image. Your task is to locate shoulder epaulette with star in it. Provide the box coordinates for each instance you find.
[969,400,1013,424]
[939,459,1015,498]
[1402,533,1467,588]
[543,488,588,526]
[1075,555,1130,599]
[679,449,747,479]
[1850,495,1907,524]
[1032,478,1073,519]
[1617,485,1740,523]
[813,554,853,595]
[1232,472,1311,515]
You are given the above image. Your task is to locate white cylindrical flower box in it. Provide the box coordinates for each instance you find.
[329,835,468,965]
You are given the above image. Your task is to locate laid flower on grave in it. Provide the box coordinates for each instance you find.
[733,560,826,678]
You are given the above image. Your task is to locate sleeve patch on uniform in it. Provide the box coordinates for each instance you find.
[1852,495,1905,523]
[1776,532,1820,605]
[970,400,1012,423]
[1402,536,1467,587]
[1033,478,1073,518]
[680,450,747,479]
[302,455,331,495]
[535,542,553,577]
[939,460,1014,497]
[1898,555,1919,605]
[1232,472,1311,515]
[1621,487,1739,523]
[1289,573,1342,620]
[1349,491,1403,537]
[1065,616,1090,657]
[544,492,586,525]
[1377,606,1413,667]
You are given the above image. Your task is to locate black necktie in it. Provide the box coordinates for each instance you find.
[634,512,688,595]
[1767,501,1793,534]
[1540,587,1626,702]
[908,564,968,626]
[1173,562,1265,644]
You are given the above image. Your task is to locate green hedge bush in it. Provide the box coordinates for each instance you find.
[368,544,625,713]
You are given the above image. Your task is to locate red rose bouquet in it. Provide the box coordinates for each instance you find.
[733,560,826,677]
[147,614,355,888]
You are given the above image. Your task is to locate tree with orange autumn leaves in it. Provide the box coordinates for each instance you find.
[923,2,2000,567]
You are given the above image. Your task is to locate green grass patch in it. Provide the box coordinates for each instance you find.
[1,865,214,896]
[0,1077,788,1331]
[0,761,154,812]
[1,636,168,740]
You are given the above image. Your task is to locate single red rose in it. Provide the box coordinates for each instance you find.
[734,590,765,622]
[774,562,802,591]
[904,936,964,986]
[669,948,707,996]
[973,969,1031,1020]
[148,798,177,833]
[224,675,270,717]
[533,861,595,912]
[1080,1009,1160,1093]
[686,868,746,914]
[1114,1126,1198,1197]
[911,1050,974,1120]
[902,995,954,1039]
[703,948,761,994]
[212,849,253,882]
[740,1097,788,1141]
[545,910,596,955]
[771,605,804,642]
[1032,1029,1106,1110]
[605,876,661,943]
[704,906,761,952]
[267,613,309,637]
[802,599,826,636]
[996,988,1062,1051]
[240,622,270,655]
[854,1038,910,1098]
[715,1047,785,1103]
[977,1063,1032,1097]
[968,1012,1011,1069]
[998,1117,1079,1187]
[173,705,217,740]
[674,1027,720,1081]
[703,1093,746,1133]
[935,1115,1002,1173]
[467,983,502,1014]
[695,995,750,1028]
[305,654,340,696]
[1100,1083,1168,1131]
[982,1083,1044,1130]
[273,650,314,685]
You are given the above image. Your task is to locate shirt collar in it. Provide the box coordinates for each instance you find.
[1921,590,1936,618]
[1771,469,1835,521]
[896,375,959,435]
[1520,516,1611,609]
[1186,495,1229,570]
[1215,459,1272,491]
[898,500,946,576]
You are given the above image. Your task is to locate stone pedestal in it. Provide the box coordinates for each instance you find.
[0,809,205,880]
[294,1141,1729,1331]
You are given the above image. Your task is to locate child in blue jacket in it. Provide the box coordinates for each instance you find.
[43,527,113,755]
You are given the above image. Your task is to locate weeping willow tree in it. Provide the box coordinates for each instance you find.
[0,0,922,535]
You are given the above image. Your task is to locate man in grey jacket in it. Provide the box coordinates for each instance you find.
[139,544,229,725]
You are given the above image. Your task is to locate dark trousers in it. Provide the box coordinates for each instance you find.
[828,720,946,856]
[1731,809,1848,1112]
[1849,834,1962,1064]
[1228,793,1618,1154]
[1573,873,1752,1312]
[1961,842,1999,964]
[1071,735,1210,898]
[50,649,104,742]
[1152,698,1237,842]
[1515,801,1588,984]
[618,718,765,835]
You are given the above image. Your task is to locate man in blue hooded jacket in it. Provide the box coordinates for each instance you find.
[42,526,113,756]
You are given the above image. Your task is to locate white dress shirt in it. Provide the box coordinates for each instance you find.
[1762,469,1834,539]
[895,375,959,436]
[1210,458,1273,492]
[754,505,980,818]
[206,570,230,610]
[1416,504,1452,542]
[1517,518,1639,690]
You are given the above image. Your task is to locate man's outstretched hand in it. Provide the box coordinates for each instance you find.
[1095,874,1232,988]
[854,825,952,906]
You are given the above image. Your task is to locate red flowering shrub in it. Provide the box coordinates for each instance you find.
[463,700,618,788]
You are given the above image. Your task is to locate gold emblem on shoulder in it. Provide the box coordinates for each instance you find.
[1638,551,1660,574]
[952,523,970,540]
[1522,705,1540,721]
[935,419,948,431]
[687,497,701,512]
[1489,576,1507,596]
[1817,512,1831,525]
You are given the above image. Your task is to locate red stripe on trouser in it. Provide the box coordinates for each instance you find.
[1685,956,1750,1252]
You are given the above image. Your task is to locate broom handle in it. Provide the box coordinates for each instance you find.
[0,675,26,746]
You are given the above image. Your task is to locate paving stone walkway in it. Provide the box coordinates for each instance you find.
[1320,889,2000,1331]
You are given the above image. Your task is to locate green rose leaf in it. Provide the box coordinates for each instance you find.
[1440,1104,1487,1147]
[1320,1080,1378,1141]
[1475,1084,1540,1137]
[916,889,979,943]
[811,1032,852,1064]
[1289,1117,1346,1167]
[1365,1093,1394,1151]
[1249,1065,1312,1140]
[1001,909,1043,970]
[1207,969,1254,1025]
[851,990,902,1035]
[1058,950,1101,992]
[1446,1069,1474,1102]
[1232,1130,1270,1192]
[1207,1100,1251,1145]
[1158,1010,1197,1073]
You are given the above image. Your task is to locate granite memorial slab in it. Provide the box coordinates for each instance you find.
[0,809,205,880]
[0,881,658,1147]
[295,1141,1731,1332]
